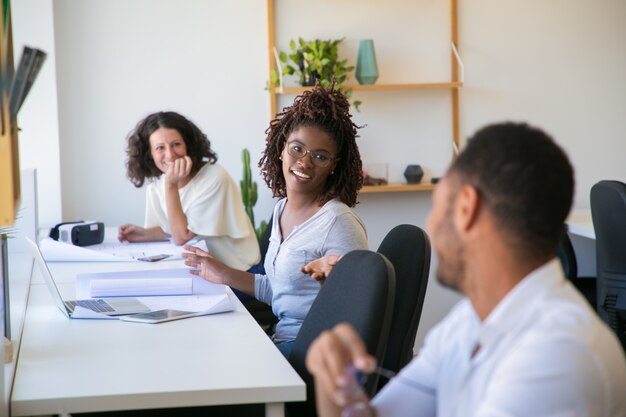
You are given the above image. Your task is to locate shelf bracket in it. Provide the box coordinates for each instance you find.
[451,42,464,84]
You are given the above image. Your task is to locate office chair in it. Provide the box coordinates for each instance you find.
[375,224,431,392]
[556,226,596,309]
[287,250,396,417]
[241,216,278,332]
[590,180,626,351]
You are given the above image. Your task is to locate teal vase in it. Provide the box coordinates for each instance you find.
[355,39,379,85]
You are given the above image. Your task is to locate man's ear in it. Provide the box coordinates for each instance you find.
[454,184,481,232]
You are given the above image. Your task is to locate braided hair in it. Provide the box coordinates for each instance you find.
[259,83,363,207]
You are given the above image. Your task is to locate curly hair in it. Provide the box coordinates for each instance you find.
[125,111,218,187]
[259,83,363,207]
[449,122,574,259]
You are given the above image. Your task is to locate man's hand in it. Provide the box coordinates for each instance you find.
[306,323,376,411]
[301,255,342,284]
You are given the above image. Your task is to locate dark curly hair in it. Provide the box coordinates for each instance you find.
[259,83,363,207]
[449,122,574,259]
[125,111,218,187]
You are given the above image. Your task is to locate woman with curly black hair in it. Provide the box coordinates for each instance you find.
[119,111,260,271]
[183,84,368,358]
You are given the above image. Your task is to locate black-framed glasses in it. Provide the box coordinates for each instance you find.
[286,142,337,168]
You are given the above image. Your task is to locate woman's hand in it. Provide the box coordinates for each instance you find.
[182,244,227,285]
[118,224,168,242]
[301,255,342,284]
[165,155,192,187]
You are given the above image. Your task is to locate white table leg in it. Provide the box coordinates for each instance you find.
[265,402,284,417]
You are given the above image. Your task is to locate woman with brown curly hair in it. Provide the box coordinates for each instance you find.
[119,111,260,271]
[183,85,368,358]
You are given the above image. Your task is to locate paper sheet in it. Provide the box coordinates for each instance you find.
[70,294,233,319]
[90,277,193,297]
[40,237,207,262]
[76,268,221,298]
[137,293,234,314]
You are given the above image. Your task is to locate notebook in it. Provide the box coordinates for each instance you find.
[26,237,150,318]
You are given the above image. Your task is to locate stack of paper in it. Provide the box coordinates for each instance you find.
[75,267,235,319]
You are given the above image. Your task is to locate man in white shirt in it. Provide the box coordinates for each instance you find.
[306,122,626,417]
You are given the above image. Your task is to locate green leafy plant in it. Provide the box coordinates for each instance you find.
[268,38,362,110]
[240,148,268,242]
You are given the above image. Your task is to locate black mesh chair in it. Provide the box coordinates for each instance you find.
[557,225,596,308]
[590,180,626,351]
[287,250,396,417]
[241,216,278,332]
[375,224,431,392]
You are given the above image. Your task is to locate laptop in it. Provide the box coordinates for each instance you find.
[26,237,150,318]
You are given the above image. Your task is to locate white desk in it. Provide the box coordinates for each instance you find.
[11,261,305,416]
[566,209,596,277]
[567,209,595,240]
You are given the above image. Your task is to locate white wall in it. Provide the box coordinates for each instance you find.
[12,0,626,351]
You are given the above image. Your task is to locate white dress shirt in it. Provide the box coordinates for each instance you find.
[372,259,626,417]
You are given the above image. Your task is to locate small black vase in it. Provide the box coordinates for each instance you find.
[404,164,424,184]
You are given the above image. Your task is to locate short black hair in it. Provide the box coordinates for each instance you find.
[125,111,217,187]
[449,122,574,258]
[259,83,363,207]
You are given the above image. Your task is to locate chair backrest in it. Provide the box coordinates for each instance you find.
[557,225,597,309]
[557,225,578,280]
[375,224,431,391]
[258,215,273,269]
[288,250,396,417]
[590,180,626,350]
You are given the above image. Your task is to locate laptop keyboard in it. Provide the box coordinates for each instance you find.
[66,299,115,313]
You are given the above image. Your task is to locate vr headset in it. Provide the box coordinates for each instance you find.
[49,221,105,246]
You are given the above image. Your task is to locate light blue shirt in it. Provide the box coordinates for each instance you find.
[254,198,368,342]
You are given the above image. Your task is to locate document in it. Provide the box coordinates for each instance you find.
[76,268,215,298]
[137,293,234,315]
[74,268,234,319]
[40,237,207,262]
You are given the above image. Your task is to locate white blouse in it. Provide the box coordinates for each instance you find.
[144,163,260,271]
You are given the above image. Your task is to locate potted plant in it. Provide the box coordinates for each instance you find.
[240,148,268,242]
[268,38,362,110]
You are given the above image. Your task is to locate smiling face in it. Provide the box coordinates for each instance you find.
[149,127,188,174]
[281,125,338,200]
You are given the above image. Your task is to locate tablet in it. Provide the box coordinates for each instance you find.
[121,309,197,324]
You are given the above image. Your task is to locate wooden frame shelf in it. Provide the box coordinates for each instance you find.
[360,183,436,194]
[267,0,462,153]
[276,82,463,95]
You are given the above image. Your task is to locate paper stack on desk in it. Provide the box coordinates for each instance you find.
[75,268,235,316]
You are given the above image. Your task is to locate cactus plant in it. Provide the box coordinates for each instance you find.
[240,149,268,242]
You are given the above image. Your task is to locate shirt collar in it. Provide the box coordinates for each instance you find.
[472,258,565,354]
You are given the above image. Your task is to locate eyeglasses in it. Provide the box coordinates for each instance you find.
[286,142,337,168]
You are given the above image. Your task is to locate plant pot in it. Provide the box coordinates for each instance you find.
[299,55,318,86]
[404,164,424,184]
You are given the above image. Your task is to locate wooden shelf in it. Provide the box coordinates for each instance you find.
[277,82,463,95]
[360,183,436,194]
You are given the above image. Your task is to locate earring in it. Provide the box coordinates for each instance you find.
[279,156,283,160]
[331,171,334,175]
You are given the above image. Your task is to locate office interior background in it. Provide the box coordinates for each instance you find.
[12,0,626,349]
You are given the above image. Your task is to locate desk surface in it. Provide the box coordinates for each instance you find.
[11,262,305,416]
[567,209,594,239]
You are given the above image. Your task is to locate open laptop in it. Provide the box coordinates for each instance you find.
[26,237,150,318]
